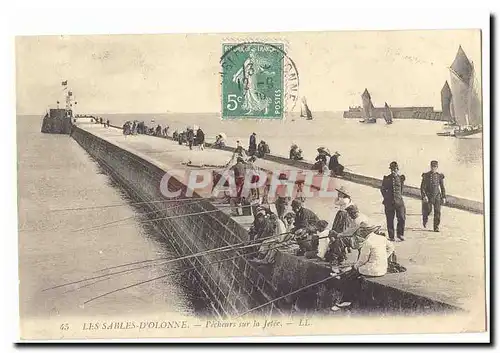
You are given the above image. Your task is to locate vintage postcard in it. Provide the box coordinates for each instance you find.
[16,29,487,341]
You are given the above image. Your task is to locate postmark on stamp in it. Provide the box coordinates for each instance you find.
[220,42,299,120]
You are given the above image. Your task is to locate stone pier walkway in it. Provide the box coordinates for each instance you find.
[76,123,485,312]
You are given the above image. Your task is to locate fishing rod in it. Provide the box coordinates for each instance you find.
[44,230,295,292]
[49,197,208,212]
[96,229,336,283]
[44,234,281,291]
[83,231,331,305]
[233,275,335,319]
[82,250,256,305]
[71,199,204,233]
[96,230,293,273]
[97,228,349,279]
[72,208,222,233]
[45,223,363,294]
[61,276,112,295]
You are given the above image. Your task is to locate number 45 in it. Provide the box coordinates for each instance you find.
[226,94,242,111]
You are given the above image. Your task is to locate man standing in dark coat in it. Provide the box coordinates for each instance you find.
[249,132,257,156]
[380,161,406,241]
[196,128,205,150]
[421,160,446,232]
[186,128,195,150]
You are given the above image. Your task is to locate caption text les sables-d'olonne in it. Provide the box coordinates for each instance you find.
[75,318,312,331]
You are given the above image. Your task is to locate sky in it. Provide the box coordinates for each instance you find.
[15,30,481,115]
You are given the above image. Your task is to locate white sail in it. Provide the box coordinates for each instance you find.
[383,102,393,123]
[300,97,312,119]
[448,46,482,128]
[300,101,306,117]
[361,89,372,119]
[441,81,455,123]
[468,64,482,126]
[449,70,470,126]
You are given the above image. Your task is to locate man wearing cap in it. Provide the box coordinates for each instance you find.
[331,186,356,234]
[353,222,395,277]
[250,213,290,264]
[380,161,406,241]
[249,133,257,156]
[314,148,329,174]
[248,209,273,243]
[325,204,369,265]
[421,160,446,232]
[274,172,292,220]
[289,144,303,161]
[296,219,329,258]
[290,199,320,236]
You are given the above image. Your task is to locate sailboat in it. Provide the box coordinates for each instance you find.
[383,102,393,124]
[441,81,458,129]
[300,97,313,120]
[360,89,377,123]
[448,46,482,138]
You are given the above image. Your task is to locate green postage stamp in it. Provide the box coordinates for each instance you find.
[221,42,285,120]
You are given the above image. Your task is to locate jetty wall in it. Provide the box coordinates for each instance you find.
[70,126,463,316]
[343,108,445,121]
[202,144,483,215]
[71,126,284,318]
[105,123,483,214]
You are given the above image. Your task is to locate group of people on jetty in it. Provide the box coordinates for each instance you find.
[221,138,447,296]
[114,120,445,300]
[122,120,170,138]
[84,116,111,127]
[172,126,206,150]
[209,133,403,292]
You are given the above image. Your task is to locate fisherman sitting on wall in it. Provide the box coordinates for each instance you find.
[329,151,345,177]
[289,144,304,160]
[256,140,271,158]
[351,222,395,277]
[214,134,226,148]
[247,208,275,259]
[324,204,368,266]
[290,199,320,238]
[328,222,398,312]
[331,186,356,234]
[250,212,289,265]
[313,147,330,174]
[295,220,329,259]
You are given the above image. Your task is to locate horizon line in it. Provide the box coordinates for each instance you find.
[17,106,442,117]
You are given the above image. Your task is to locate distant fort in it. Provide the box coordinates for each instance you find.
[343,106,445,121]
